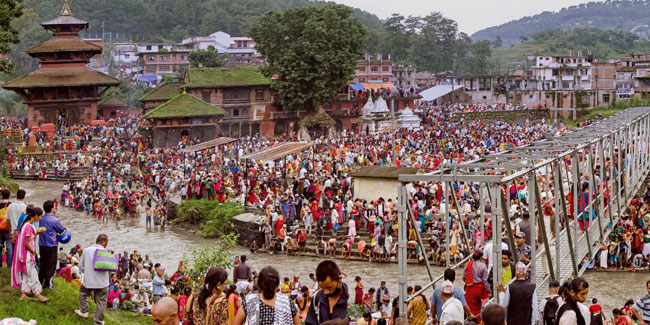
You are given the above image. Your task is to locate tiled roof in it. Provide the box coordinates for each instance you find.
[184,66,270,89]
[98,94,127,106]
[2,66,121,89]
[26,38,102,54]
[41,16,88,27]
[143,93,226,119]
[139,82,183,101]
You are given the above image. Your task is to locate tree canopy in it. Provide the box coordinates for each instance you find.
[249,4,366,113]
[188,46,224,68]
[0,0,23,74]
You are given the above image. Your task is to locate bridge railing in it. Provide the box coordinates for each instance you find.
[396,106,650,316]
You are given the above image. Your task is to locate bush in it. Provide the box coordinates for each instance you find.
[175,200,244,238]
[181,233,239,289]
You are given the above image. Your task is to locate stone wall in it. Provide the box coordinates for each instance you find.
[452,109,551,124]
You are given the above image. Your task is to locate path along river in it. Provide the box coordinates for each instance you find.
[15,180,648,314]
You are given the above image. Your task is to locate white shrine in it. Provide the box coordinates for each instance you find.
[397,106,421,129]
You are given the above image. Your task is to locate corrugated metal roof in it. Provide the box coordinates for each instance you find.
[183,137,238,152]
[240,142,313,162]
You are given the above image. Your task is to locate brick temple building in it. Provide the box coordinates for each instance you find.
[3,2,120,127]
[140,66,417,140]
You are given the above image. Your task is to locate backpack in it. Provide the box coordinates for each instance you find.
[0,201,11,231]
[543,296,560,325]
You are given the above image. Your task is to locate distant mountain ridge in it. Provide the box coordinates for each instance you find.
[472,0,650,45]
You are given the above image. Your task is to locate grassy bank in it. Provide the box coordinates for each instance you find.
[0,175,18,193]
[0,268,152,325]
[174,200,244,238]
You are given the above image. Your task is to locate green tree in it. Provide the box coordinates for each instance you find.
[0,0,23,74]
[457,40,492,75]
[492,35,503,48]
[188,46,224,68]
[249,4,366,136]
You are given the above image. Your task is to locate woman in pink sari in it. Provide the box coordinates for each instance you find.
[11,205,49,302]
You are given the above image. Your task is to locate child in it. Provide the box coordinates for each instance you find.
[249,240,260,253]
[177,287,190,322]
[70,273,81,289]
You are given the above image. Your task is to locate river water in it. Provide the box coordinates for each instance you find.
[16,180,647,315]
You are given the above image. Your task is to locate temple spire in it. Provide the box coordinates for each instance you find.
[60,1,72,17]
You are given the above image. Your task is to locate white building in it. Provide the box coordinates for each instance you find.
[137,43,174,53]
[111,43,138,67]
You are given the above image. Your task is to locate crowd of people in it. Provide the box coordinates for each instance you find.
[2,100,650,325]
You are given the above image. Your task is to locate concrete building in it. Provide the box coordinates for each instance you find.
[392,65,416,89]
[111,43,138,67]
[354,54,392,85]
[139,49,191,76]
[415,72,435,88]
[181,32,261,67]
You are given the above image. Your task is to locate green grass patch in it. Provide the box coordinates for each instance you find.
[0,268,152,325]
[174,200,245,238]
[0,174,18,193]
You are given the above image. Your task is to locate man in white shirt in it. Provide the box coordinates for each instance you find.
[75,234,111,324]
[6,189,26,231]
[440,280,465,324]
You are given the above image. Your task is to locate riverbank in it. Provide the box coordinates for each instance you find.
[0,174,18,192]
[0,268,152,324]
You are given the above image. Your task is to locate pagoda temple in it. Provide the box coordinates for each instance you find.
[3,1,120,127]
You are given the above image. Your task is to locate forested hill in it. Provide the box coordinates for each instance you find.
[472,0,650,45]
[23,0,384,41]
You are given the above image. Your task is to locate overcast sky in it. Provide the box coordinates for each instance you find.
[330,0,602,35]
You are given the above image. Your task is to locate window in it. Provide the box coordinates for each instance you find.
[146,45,152,51]
[124,54,130,58]
[256,90,264,101]
[603,94,610,103]
[147,55,155,61]
[233,109,239,116]
[383,78,389,82]
[565,70,572,76]
[562,82,570,89]
[145,66,156,74]
[581,96,590,105]
[382,66,389,72]
[192,119,203,125]
[358,66,365,71]
[202,91,210,102]
[371,66,378,72]
[359,78,365,83]
[482,96,487,99]
[529,95,534,99]
[336,103,341,110]
[160,55,170,62]
[172,54,177,60]
[158,65,171,72]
